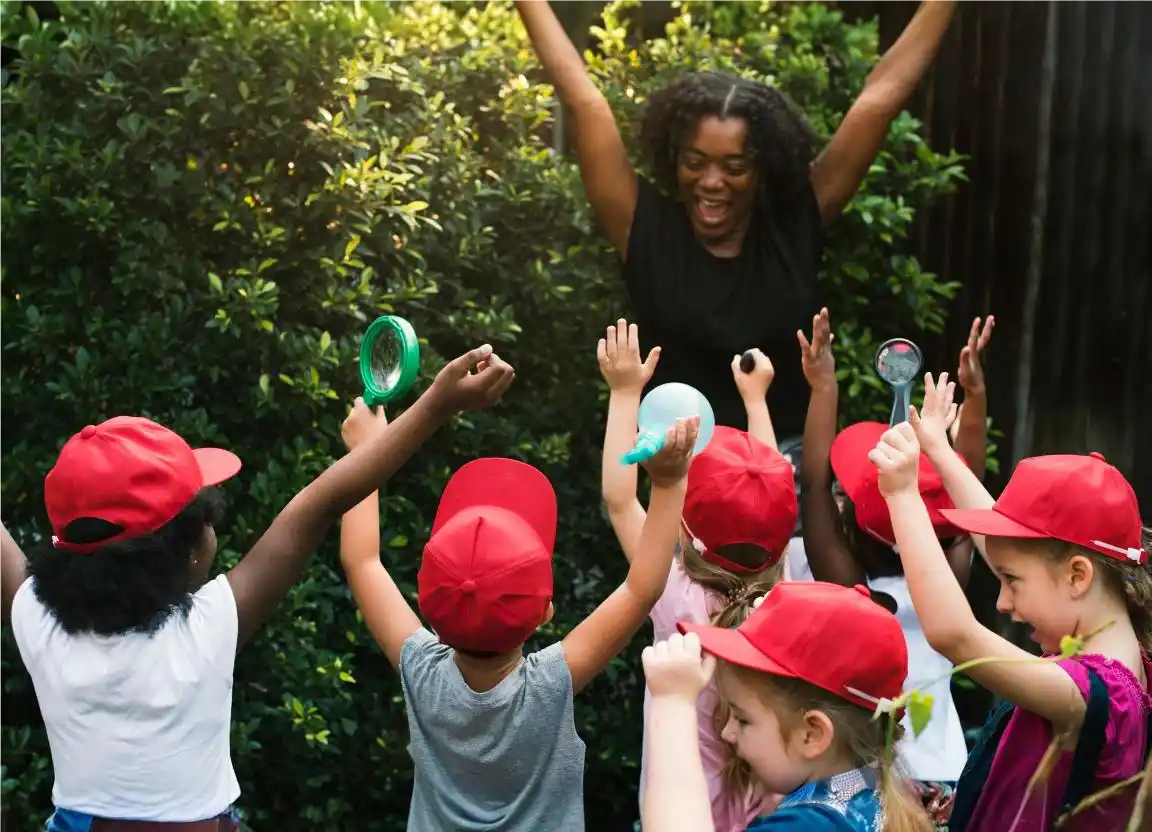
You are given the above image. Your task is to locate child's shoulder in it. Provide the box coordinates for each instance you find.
[1059,653,1152,717]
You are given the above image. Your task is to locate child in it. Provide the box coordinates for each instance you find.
[869,375,1152,831]
[641,582,932,831]
[338,398,699,831]
[0,344,512,831]
[798,310,993,821]
[598,319,797,831]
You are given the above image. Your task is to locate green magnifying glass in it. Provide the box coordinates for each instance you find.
[359,315,421,407]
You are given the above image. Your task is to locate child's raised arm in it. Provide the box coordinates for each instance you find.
[565,416,697,694]
[797,309,863,586]
[598,319,660,563]
[225,345,515,648]
[1,521,28,623]
[951,316,994,480]
[870,422,1086,731]
[640,632,717,832]
[910,373,996,563]
[338,406,424,670]
[731,348,778,451]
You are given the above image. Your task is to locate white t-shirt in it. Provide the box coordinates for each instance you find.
[10,574,241,821]
[786,540,967,782]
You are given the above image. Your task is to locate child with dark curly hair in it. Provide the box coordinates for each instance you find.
[0,344,514,832]
[516,0,956,439]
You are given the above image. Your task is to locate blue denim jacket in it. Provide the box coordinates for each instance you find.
[746,767,883,831]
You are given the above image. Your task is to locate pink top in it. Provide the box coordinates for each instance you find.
[640,559,778,832]
[967,653,1152,832]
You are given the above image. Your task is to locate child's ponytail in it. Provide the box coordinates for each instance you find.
[1120,528,1152,652]
[877,724,932,832]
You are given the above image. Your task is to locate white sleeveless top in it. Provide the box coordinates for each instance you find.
[10,574,241,820]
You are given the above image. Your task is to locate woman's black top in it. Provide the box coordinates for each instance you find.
[621,178,824,438]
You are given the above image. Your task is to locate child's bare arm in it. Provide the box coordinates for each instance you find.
[564,417,697,694]
[1,522,28,622]
[951,316,994,479]
[797,309,864,586]
[873,424,1086,731]
[641,634,717,832]
[226,346,515,648]
[911,373,996,565]
[598,319,659,563]
[338,409,423,670]
[732,349,778,451]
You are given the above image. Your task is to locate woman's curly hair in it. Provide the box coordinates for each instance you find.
[639,71,820,203]
[27,488,226,637]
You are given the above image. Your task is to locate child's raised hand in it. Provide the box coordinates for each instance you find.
[731,349,774,401]
[796,307,836,390]
[642,632,717,702]
[342,398,388,451]
[909,372,958,456]
[641,416,700,487]
[957,315,994,395]
[597,318,660,395]
[868,422,922,498]
[428,344,516,413]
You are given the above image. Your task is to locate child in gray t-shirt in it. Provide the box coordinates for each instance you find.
[339,405,699,831]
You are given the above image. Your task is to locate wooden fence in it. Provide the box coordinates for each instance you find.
[857,0,1152,507]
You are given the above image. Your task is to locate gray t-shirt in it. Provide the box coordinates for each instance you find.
[400,628,586,832]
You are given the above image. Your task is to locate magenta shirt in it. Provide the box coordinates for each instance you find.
[967,653,1152,831]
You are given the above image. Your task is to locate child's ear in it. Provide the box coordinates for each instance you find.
[540,601,555,627]
[796,709,836,760]
[1066,553,1095,600]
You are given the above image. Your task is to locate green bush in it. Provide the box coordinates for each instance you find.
[0,1,962,828]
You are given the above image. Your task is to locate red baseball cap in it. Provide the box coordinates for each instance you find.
[680,582,908,712]
[682,427,797,572]
[45,416,242,554]
[831,421,963,547]
[418,458,557,653]
[942,453,1146,565]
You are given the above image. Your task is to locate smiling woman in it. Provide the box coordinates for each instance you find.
[516,1,958,437]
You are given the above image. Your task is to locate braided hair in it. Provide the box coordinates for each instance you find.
[639,71,819,204]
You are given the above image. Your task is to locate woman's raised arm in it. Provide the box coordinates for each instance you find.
[516,1,637,254]
[811,1,957,225]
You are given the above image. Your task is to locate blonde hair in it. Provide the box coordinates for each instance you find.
[678,527,787,797]
[722,665,932,832]
[1013,531,1152,651]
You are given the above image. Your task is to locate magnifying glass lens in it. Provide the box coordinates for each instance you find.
[371,331,402,390]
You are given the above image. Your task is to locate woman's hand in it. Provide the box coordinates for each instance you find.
[957,316,994,395]
[342,399,388,452]
[909,372,958,458]
[731,349,774,402]
[642,633,717,703]
[797,308,836,391]
[598,319,660,395]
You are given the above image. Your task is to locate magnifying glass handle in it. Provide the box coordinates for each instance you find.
[890,383,911,427]
[739,351,756,374]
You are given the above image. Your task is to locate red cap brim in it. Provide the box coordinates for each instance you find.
[938,507,1044,538]
[677,621,798,678]
[433,458,557,552]
[193,448,243,487]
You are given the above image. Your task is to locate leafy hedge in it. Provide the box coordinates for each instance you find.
[0,1,963,828]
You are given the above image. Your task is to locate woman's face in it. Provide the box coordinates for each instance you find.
[676,115,758,245]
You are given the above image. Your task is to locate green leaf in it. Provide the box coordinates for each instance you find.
[387,535,408,548]
[258,374,270,396]
[238,80,249,100]
[208,272,223,294]
[74,346,90,375]
[907,690,935,738]
[319,331,331,353]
